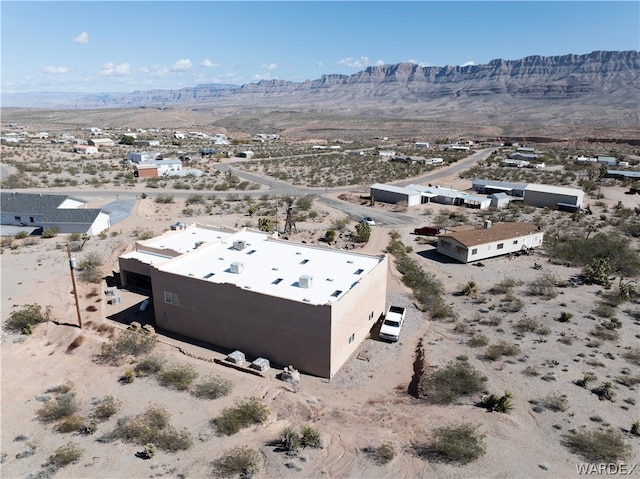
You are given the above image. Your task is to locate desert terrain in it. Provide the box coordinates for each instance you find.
[1,114,640,479]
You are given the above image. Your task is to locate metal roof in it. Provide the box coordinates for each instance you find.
[438,222,541,247]
[1,192,103,224]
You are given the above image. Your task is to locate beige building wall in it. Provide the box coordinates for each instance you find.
[150,270,335,377]
[328,255,388,377]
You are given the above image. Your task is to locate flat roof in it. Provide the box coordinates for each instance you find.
[525,183,583,196]
[126,225,384,305]
[371,183,421,196]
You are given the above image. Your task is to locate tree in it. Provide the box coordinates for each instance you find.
[583,257,612,286]
[258,217,273,232]
[325,229,336,243]
[354,221,371,243]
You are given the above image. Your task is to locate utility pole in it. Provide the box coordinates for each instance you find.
[66,243,83,329]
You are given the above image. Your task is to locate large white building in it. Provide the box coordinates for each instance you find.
[118,224,388,378]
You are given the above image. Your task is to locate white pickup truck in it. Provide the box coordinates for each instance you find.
[379,305,406,342]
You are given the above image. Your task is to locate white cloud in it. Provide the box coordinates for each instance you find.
[42,66,68,74]
[99,62,131,76]
[317,61,324,67]
[460,61,475,67]
[73,32,89,44]
[408,59,433,67]
[375,59,385,66]
[169,59,192,72]
[200,59,219,68]
[262,63,278,70]
[337,56,369,68]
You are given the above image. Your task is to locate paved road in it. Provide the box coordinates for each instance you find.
[8,149,493,226]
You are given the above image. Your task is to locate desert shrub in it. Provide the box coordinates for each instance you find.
[543,393,569,412]
[589,326,620,341]
[354,221,371,242]
[461,281,480,298]
[562,429,632,462]
[515,317,541,332]
[14,231,28,239]
[527,272,558,299]
[140,443,156,459]
[36,392,79,422]
[132,227,154,240]
[592,382,616,401]
[488,277,523,294]
[499,292,524,312]
[158,362,198,391]
[418,361,487,404]
[120,369,135,384]
[191,375,233,399]
[91,395,122,421]
[300,425,322,448]
[623,347,640,366]
[109,405,192,452]
[484,341,520,361]
[96,327,157,365]
[371,442,396,465]
[77,252,103,283]
[575,372,597,388]
[467,333,489,347]
[134,355,165,377]
[280,426,302,453]
[214,446,260,478]
[419,423,486,464]
[48,442,83,468]
[154,194,174,204]
[213,397,269,436]
[41,227,59,238]
[57,415,86,433]
[4,304,52,333]
[522,365,539,377]
[479,315,502,326]
[558,311,573,322]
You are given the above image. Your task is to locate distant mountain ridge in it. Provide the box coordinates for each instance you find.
[3,51,639,127]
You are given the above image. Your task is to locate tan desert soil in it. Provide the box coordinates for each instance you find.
[1,172,639,478]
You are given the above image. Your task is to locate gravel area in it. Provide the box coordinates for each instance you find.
[329,290,423,389]
[100,198,136,225]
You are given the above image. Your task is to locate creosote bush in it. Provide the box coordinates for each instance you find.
[484,341,521,361]
[48,441,83,469]
[214,446,260,478]
[418,361,487,404]
[191,375,233,400]
[36,392,80,422]
[213,397,269,436]
[96,327,157,365]
[563,429,632,462]
[107,405,192,452]
[418,423,486,464]
[91,395,122,421]
[158,362,198,391]
[4,304,52,333]
[371,442,396,465]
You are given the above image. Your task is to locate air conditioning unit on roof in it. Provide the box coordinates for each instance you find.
[299,274,313,288]
[233,240,247,251]
[230,261,244,273]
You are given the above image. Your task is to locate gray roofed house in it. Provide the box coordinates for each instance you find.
[1,192,111,235]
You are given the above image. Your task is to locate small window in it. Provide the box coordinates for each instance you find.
[497,243,504,250]
[164,291,179,306]
[247,249,257,255]
[203,273,214,279]
[14,216,20,221]
[272,278,283,285]
[331,290,343,297]
[369,311,374,321]
[471,248,478,255]
[300,259,309,265]
[354,269,364,275]
[348,333,355,344]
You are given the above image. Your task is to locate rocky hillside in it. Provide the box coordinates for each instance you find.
[3,51,639,131]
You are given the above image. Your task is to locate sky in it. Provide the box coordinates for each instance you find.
[1,1,638,94]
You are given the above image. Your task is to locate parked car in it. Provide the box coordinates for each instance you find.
[170,221,187,231]
[414,226,441,236]
[362,217,376,226]
[379,305,406,342]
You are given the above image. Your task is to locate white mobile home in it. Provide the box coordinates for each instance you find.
[437,222,544,263]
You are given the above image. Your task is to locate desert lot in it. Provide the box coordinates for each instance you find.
[1,171,639,479]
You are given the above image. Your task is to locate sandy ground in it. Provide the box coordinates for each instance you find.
[1,178,639,479]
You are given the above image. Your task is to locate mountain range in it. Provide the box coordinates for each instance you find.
[3,51,639,131]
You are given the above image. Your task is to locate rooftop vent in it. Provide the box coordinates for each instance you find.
[230,261,244,274]
[484,220,492,229]
[299,274,313,289]
[233,240,247,251]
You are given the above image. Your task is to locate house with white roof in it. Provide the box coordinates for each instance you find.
[118,224,388,378]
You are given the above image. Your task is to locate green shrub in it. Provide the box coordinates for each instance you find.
[418,361,487,404]
[213,397,269,436]
[480,391,514,413]
[48,442,83,468]
[158,363,198,391]
[134,355,165,377]
[36,392,80,422]
[467,333,489,347]
[280,426,301,453]
[14,231,28,239]
[154,194,174,204]
[4,304,51,333]
[109,405,192,452]
[214,446,260,478]
[77,252,103,283]
[96,327,157,365]
[57,415,86,433]
[420,423,486,464]
[527,273,558,299]
[41,227,59,238]
[563,429,632,462]
[372,442,396,465]
[484,341,521,361]
[300,425,322,448]
[488,277,522,294]
[191,375,233,399]
[91,395,122,421]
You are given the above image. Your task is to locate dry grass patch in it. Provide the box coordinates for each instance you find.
[562,429,632,462]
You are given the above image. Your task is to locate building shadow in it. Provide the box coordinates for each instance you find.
[416,248,459,264]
